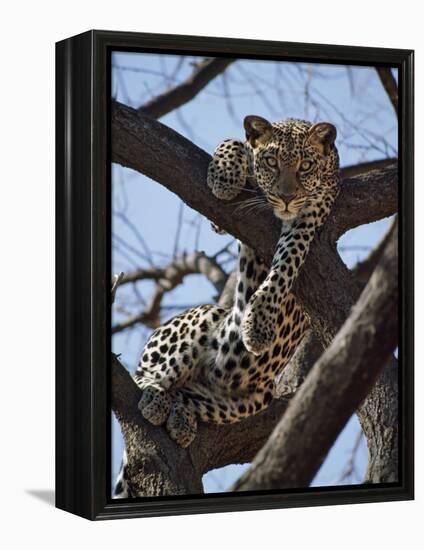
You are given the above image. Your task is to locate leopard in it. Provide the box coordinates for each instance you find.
[114,114,340,498]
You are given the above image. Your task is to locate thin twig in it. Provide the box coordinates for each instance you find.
[111,272,124,304]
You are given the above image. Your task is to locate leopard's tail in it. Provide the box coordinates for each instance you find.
[113,449,129,499]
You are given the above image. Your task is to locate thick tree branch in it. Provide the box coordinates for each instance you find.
[138,58,235,118]
[112,101,397,264]
[340,157,397,179]
[232,221,398,491]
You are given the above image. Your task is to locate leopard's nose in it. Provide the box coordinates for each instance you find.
[278,192,296,203]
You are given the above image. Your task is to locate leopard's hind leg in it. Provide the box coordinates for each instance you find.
[134,305,228,427]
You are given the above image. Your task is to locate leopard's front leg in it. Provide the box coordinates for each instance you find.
[242,205,332,355]
[207,139,249,200]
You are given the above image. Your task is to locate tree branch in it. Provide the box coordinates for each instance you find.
[112,101,397,262]
[120,250,227,289]
[376,67,399,114]
[232,220,398,491]
[113,251,228,331]
[340,157,397,179]
[138,58,235,118]
[111,271,124,303]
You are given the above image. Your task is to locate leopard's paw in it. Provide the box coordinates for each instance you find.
[242,326,274,356]
[138,386,172,426]
[242,303,275,356]
[166,401,197,448]
[207,139,248,201]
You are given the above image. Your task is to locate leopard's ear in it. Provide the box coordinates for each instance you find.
[307,122,337,156]
[244,115,273,148]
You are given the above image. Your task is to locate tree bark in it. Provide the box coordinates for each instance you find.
[358,355,399,483]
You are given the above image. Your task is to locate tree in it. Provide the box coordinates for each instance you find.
[110,55,399,496]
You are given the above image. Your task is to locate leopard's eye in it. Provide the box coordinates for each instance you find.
[300,159,313,172]
[265,156,278,168]
[299,159,313,173]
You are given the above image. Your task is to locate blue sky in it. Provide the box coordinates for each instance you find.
[111,52,397,494]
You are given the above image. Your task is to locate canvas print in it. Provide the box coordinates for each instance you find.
[110,52,398,499]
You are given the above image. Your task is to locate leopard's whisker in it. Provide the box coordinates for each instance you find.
[235,201,269,214]
[224,185,258,195]
[234,196,269,207]
[237,202,272,217]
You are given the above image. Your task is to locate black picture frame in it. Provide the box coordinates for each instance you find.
[56,30,414,521]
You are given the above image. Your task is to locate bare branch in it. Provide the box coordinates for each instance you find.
[138,58,235,118]
[119,266,167,284]
[114,211,154,265]
[112,251,228,332]
[172,201,184,258]
[376,67,398,114]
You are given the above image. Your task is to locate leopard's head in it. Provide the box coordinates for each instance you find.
[244,115,340,221]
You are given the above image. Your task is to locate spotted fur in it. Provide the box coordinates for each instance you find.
[114,116,340,497]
